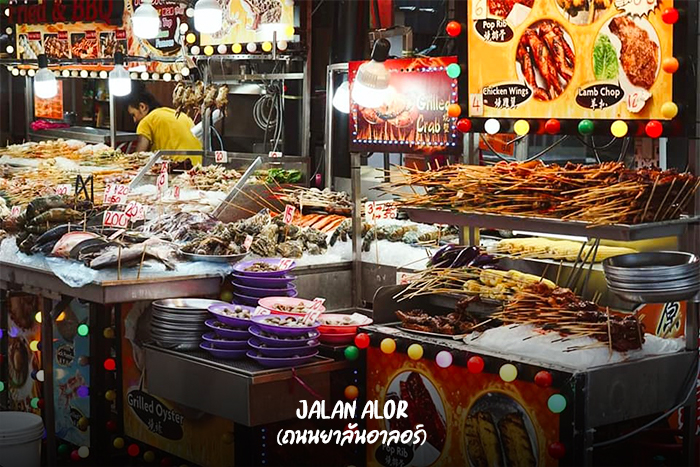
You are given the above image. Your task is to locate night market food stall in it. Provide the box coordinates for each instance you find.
[0,1,698,467]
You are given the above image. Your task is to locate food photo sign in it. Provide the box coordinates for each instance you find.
[349,56,462,154]
[467,0,675,120]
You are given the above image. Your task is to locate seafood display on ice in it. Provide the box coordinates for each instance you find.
[172,165,242,192]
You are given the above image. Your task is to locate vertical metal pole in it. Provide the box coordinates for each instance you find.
[8,72,14,143]
[41,297,57,466]
[0,289,8,411]
[25,76,33,140]
[383,153,390,183]
[301,0,312,158]
[109,92,117,149]
[324,66,335,189]
[203,107,212,153]
[351,152,363,307]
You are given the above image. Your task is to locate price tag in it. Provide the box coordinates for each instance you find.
[396,271,421,285]
[103,211,129,228]
[310,297,326,310]
[472,0,487,20]
[302,307,324,326]
[103,184,130,205]
[10,205,21,218]
[125,201,146,221]
[243,234,254,251]
[55,184,72,196]
[156,172,168,197]
[365,201,397,222]
[279,258,294,270]
[382,202,398,220]
[214,151,228,163]
[172,186,181,199]
[253,306,270,317]
[626,89,651,114]
[283,205,296,224]
[108,229,126,240]
[364,201,375,223]
[470,93,484,116]
[160,161,169,173]
[268,151,283,158]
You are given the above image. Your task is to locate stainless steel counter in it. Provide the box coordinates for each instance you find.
[28,127,138,144]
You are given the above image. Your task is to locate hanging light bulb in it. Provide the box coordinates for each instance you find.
[351,38,390,109]
[109,52,131,97]
[194,0,223,34]
[132,0,160,39]
[34,54,58,99]
[332,80,350,114]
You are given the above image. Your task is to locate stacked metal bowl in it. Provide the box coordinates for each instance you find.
[603,252,700,303]
[151,299,226,350]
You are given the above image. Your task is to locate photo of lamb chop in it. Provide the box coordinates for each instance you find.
[608,15,658,90]
[515,20,576,101]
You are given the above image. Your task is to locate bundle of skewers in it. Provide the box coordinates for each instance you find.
[172,81,229,120]
[493,282,645,352]
[379,161,700,226]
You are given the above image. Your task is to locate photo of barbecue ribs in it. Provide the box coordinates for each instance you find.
[609,16,658,90]
[488,0,534,18]
[398,372,446,451]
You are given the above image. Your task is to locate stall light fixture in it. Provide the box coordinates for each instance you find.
[34,54,58,99]
[132,0,160,40]
[109,52,131,97]
[332,80,350,114]
[351,38,390,109]
[194,0,223,34]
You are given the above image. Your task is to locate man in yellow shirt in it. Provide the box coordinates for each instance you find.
[125,90,202,163]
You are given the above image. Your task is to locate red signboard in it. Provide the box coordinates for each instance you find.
[349,56,461,154]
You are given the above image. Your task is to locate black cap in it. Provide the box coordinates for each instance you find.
[38,53,49,69]
[370,38,391,62]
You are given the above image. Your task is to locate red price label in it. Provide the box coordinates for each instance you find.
[58,31,68,40]
[85,31,97,40]
[116,30,126,40]
[302,308,323,326]
[214,151,228,163]
[125,201,146,221]
[253,306,270,317]
[10,206,21,218]
[268,151,283,158]
[279,258,294,270]
[156,172,168,196]
[283,205,296,224]
[243,235,254,251]
[365,201,397,221]
[103,211,129,228]
[160,161,169,174]
[55,184,72,196]
[28,32,41,40]
[172,186,181,199]
[310,297,326,311]
[103,183,130,205]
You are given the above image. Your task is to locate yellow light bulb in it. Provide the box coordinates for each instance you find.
[262,41,273,52]
[35,312,42,323]
[610,120,628,138]
[285,25,295,37]
[186,33,196,44]
[30,340,40,352]
[204,45,214,56]
[232,43,242,54]
[661,102,678,119]
[514,120,530,136]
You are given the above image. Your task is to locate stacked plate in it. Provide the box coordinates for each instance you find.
[202,304,256,360]
[231,258,297,306]
[258,296,326,316]
[248,315,321,368]
[151,299,225,350]
[603,251,700,303]
[317,312,373,345]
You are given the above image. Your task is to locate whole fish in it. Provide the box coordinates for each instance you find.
[31,223,86,255]
[90,239,177,270]
[51,232,100,258]
[68,237,115,260]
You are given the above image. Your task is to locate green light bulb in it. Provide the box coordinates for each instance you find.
[77,324,89,337]
[548,394,567,413]
[578,119,594,136]
[446,63,461,79]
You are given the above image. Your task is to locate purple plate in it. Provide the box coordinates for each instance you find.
[200,342,248,360]
[233,258,296,277]
[205,319,250,339]
[247,350,319,368]
[208,304,255,327]
[232,274,297,288]
[248,337,319,358]
[251,315,320,336]
[202,332,250,350]
[249,326,320,348]
[233,292,262,306]
[234,283,297,298]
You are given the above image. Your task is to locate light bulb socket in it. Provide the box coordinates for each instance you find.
[38,53,49,69]
[370,38,391,62]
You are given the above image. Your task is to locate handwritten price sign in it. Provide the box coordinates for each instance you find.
[103,211,129,228]
[283,205,296,224]
[125,201,146,221]
[55,184,72,196]
[103,183,130,205]
[10,205,21,218]
[365,201,398,222]
[214,151,228,163]
[268,151,283,158]
[279,258,295,270]
[156,172,168,197]
[243,234,254,251]
[253,306,270,317]
[614,0,658,17]
[160,161,169,173]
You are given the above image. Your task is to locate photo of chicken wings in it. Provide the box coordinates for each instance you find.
[516,20,575,101]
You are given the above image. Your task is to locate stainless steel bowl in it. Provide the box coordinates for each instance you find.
[152,299,228,311]
[606,276,700,291]
[604,269,700,283]
[608,285,700,303]
[603,251,698,273]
